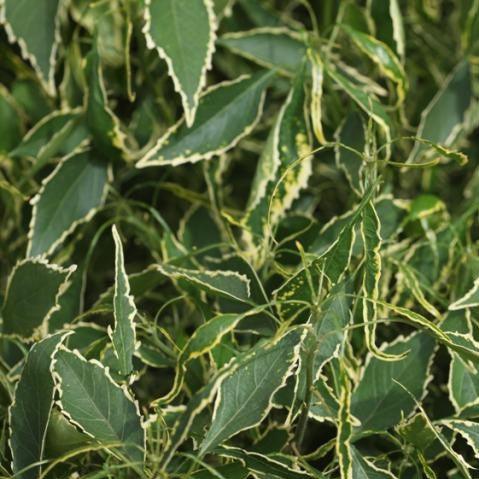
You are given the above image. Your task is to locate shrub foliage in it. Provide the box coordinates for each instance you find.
[0,0,479,478]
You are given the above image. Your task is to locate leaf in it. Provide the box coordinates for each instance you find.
[335,111,365,195]
[313,282,352,375]
[10,109,87,164]
[377,302,479,364]
[155,263,251,302]
[144,0,216,126]
[449,276,479,310]
[9,332,69,479]
[53,348,145,464]
[156,312,249,404]
[275,185,375,318]
[243,66,312,258]
[48,264,84,332]
[395,261,440,318]
[369,0,405,59]
[361,201,401,360]
[192,463,248,479]
[27,150,109,257]
[213,0,234,17]
[324,64,391,141]
[448,348,479,413]
[78,0,128,68]
[1,0,63,94]
[44,409,91,459]
[0,85,24,153]
[351,446,397,478]
[411,411,472,478]
[160,379,223,469]
[216,446,311,479]
[200,327,305,453]
[108,226,137,376]
[309,49,327,144]
[351,332,436,431]
[337,372,353,479]
[342,25,407,103]
[85,46,125,157]
[441,420,479,457]
[136,71,274,167]
[408,61,472,163]
[238,0,284,27]
[396,413,437,454]
[1,258,75,338]
[94,264,166,309]
[218,28,307,75]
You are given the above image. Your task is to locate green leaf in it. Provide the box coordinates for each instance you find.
[324,64,391,141]
[192,462,248,479]
[396,413,437,454]
[160,379,222,468]
[408,61,471,163]
[337,372,353,479]
[351,446,397,478]
[136,70,274,167]
[44,409,91,459]
[85,46,125,157]
[48,264,84,332]
[157,312,247,404]
[441,420,479,457]
[313,282,352,375]
[369,0,405,59]
[216,446,312,479]
[213,0,234,17]
[335,111,365,195]
[108,226,137,376]
[218,28,307,75]
[1,258,75,338]
[10,109,88,164]
[351,332,436,431]
[75,0,128,68]
[144,0,216,126]
[200,327,305,453]
[448,348,479,413]
[53,348,145,464]
[27,150,109,257]
[238,0,284,27]
[361,201,400,360]
[342,25,407,103]
[0,85,24,153]
[9,332,69,479]
[1,0,63,94]
[94,264,166,309]
[275,186,375,318]
[243,66,312,259]
[155,263,251,302]
[449,276,479,310]
[309,49,327,144]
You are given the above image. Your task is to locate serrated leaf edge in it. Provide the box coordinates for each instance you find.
[219,26,305,76]
[107,225,139,376]
[8,331,72,477]
[51,346,146,462]
[1,257,77,341]
[353,330,437,432]
[143,0,217,126]
[27,147,111,258]
[0,0,64,95]
[200,327,306,454]
[136,73,271,168]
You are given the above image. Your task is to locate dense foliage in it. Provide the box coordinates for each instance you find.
[1,0,479,477]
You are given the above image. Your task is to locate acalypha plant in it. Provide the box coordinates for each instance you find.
[0,0,478,478]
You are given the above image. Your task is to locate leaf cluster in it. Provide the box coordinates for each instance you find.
[1,1,479,478]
